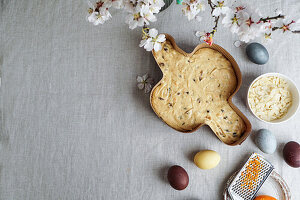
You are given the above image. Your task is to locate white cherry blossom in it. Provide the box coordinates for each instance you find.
[260,32,273,43]
[276,18,298,33]
[211,0,230,17]
[86,0,114,25]
[137,73,154,93]
[88,10,112,25]
[139,38,151,49]
[140,4,157,24]
[222,9,242,33]
[140,28,166,51]
[148,0,165,13]
[237,8,264,42]
[125,6,146,29]
[182,0,205,21]
[125,3,158,29]
[182,8,198,21]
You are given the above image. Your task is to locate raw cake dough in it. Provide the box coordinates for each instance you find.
[151,41,246,144]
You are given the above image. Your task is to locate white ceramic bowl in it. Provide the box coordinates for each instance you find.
[247,73,299,124]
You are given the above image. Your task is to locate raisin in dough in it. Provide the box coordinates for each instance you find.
[151,41,246,144]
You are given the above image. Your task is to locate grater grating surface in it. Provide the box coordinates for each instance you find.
[228,153,274,200]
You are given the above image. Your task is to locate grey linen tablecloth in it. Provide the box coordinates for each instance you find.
[0,0,300,199]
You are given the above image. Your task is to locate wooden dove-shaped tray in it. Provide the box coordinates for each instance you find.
[150,34,252,145]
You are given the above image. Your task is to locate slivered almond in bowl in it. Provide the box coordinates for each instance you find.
[247,73,299,123]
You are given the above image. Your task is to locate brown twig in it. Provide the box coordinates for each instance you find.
[207,0,219,35]
[211,16,220,34]
[272,27,279,31]
[260,14,285,23]
[208,0,214,14]
[272,27,300,33]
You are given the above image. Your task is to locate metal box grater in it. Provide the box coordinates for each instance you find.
[227,153,274,200]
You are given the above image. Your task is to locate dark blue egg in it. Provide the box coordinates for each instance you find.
[246,43,269,65]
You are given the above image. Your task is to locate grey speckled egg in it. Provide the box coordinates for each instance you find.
[246,43,269,65]
[255,129,277,154]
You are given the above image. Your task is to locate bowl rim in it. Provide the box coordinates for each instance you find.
[247,72,300,124]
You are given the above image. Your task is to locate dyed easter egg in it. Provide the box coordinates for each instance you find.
[283,141,300,168]
[246,43,269,65]
[194,150,220,170]
[167,165,189,190]
[255,129,277,154]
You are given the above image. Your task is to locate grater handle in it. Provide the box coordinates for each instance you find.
[270,171,291,200]
[229,192,244,200]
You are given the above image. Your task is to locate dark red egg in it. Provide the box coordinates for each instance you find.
[283,141,300,168]
[167,165,189,190]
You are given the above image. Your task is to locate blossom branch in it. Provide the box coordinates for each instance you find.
[87,0,300,50]
[271,20,300,33]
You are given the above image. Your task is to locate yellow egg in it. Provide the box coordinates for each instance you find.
[194,150,220,169]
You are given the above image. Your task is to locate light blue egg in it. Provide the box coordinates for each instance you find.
[246,43,269,65]
[255,129,277,154]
